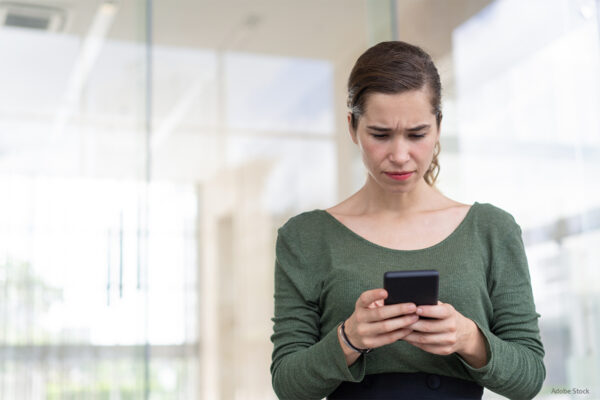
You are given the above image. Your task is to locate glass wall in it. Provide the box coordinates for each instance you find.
[0,1,197,398]
[0,0,372,398]
[451,0,600,398]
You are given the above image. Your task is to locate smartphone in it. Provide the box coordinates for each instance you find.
[383,269,439,306]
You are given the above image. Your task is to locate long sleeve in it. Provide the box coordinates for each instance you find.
[457,222,546,399]
[269,205,546,399]
[270,226,366,400]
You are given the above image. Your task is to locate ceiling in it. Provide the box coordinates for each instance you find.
[6,0,492,63]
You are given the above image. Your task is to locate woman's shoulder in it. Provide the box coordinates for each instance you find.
[275,210,334,271]
[277,209,327,240]
[472,202,521,232]
[280,209,323,227]
[474,202,517,221]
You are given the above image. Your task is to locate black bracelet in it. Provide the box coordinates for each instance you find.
[339,320,372,354]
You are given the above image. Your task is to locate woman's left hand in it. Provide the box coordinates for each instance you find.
[402,301,489,368]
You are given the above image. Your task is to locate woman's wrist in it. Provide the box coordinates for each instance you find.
[337,322,362,366]
[339,320,372,354]
[457,318,489,369]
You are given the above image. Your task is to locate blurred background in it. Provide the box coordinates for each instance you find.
[0,0,598,398]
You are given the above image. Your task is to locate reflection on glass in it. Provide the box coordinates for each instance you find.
[225,52,334,134]
[453,0,600,397]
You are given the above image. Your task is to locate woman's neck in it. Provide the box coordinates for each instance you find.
[354,177,443,217]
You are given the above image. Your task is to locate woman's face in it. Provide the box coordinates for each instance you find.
[349,89,440,193]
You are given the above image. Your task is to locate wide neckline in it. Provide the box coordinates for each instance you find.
[317,202,479,253]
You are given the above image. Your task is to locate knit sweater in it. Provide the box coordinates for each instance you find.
[270,202,545,400]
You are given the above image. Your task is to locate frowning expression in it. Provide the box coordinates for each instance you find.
[349,89,440,192]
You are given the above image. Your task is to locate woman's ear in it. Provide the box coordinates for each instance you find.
[347,113,358,145]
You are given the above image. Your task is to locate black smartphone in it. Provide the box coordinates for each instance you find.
[383,269,439,306]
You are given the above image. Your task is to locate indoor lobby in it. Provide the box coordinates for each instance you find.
[1,0,599,398]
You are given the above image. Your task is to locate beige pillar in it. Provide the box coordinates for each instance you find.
[198,158,274,399]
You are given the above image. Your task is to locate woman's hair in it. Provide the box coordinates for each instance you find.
[347,41,442,185]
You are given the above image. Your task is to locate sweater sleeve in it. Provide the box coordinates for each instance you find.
[270,225,366,400]
[457,222,546,400]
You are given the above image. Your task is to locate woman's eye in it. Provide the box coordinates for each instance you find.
[409,134,426,139]
[371,134,388,139]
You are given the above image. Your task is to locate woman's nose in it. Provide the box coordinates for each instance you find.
[389,138,410,163]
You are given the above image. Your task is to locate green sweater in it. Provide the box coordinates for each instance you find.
[270,202,545,400]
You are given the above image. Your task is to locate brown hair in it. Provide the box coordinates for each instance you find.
[347,41,442,185]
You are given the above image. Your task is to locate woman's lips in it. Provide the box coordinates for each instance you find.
[385,171,413,181]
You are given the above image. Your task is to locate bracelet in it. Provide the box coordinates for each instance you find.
[339,320,372,354]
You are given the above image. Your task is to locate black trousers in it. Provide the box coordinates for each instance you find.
[327,372,483,400]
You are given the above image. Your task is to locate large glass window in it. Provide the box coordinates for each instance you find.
[0,1,198,398]
[0,0,370,398]
[452,0,600,397]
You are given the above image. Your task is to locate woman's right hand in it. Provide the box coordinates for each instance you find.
[339,288,419,361]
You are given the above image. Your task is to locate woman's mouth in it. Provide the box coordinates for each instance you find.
[384,171,413,181]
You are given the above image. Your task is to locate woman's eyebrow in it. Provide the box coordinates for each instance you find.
[366,124,430,132]
[366,125,392,132]
[406,124,430,132]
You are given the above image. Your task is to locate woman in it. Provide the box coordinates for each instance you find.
[270,41,545,400]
